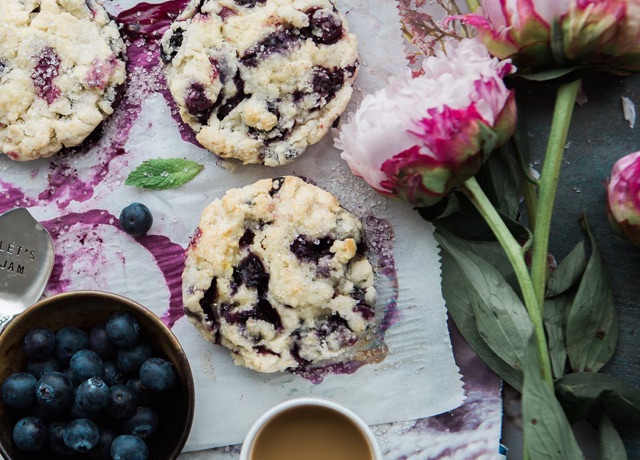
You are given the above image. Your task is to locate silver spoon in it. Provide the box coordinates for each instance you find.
[0,208,54,333]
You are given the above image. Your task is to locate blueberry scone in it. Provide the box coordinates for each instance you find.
[161,0,359,166]
[0,0,126,161]
[182,176,377,373]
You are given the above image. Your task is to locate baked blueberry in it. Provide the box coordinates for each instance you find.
[70,349,104,383]
[121,406,160,439]
[139,358,176,392]
[63,418,100,453]
[31,47,61,104]
[76,377,111,411]
[35,372,74,412]
[1,372,37,408]
[55,326,89,366]
[23,327,56,360]
[119,203,153,237]
[104,384,138,419]
[106,312,140,348]
[13,416,48,452]
[111,435,149,460]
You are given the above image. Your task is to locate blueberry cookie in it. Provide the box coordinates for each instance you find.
[161,0,359,166]
[182,176,377,373]
[0,0,126,161]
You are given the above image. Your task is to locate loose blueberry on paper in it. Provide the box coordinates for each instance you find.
[0,314,177,458]
[119,203,153,236]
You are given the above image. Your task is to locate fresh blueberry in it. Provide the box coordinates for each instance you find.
[27,356,61,379]
[12,416,48,452]
[56,326,89,366]
[63,418,100,453]
[117,342,153,376]
[126,379,155,406]
[70,349,104,383]
[103,361,125,386]
[49,421,76,455]
[88,426,117,460]
[119,203,153,236]
[89,323,117,360]
[106,312,139,349]
[122,406,160,439]
[35,372,73,412]
[23,327,56,360]
[76,377,111,411]
[104,384,138,419]
[139,357,176,392]
[1,372,37,408]
[111,435,149,460]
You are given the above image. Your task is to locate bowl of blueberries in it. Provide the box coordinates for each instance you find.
[0,290,194,460]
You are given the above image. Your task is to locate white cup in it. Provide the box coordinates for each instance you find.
[239,397,383,460]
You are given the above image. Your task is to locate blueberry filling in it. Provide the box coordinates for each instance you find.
[31,47,61,104]
[232,253,269,296]
[254,345,280,356]
[312,66,345,107]
[216,70,247,120]
[160,27,184,63]
[199,277,219,323]
[0,60,6,76]
[291,339,311,367]
[290,235,335,263]
[352,287,375,320]
[218,6,236,19]
[234,0,267,6]
[240,28,301,67]
[269,177,286,196]
[184,82,215,122]
[318,315,357,346]
[239,228,255,248]
[220,299,282,329]
[304,8,344,45]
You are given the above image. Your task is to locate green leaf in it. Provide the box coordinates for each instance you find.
[435,229,533,372]
[566,216,618,373]
[436,231,523,390]
[544,294,572,380]
[475,142,521,220]
[125,158,204,190]
[522,336,585,460]
[546,241,587,297]
[599,412,628,460]
[555,372,640,421]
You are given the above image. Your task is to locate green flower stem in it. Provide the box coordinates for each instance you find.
[514,141,540,232]
[462,177,553,387]
[465,0,480,12]
[530,80,581,310]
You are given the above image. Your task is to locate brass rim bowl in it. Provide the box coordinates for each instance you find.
[0,290,194,460]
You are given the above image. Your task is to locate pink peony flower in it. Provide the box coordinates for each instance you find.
[607,151,640,247]
[457,0,640,73]
[336,39,516,207]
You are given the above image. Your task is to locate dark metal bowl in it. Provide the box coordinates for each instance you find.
[0,291,194,460]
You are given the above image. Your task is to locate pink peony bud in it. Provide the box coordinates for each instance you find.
[607,151,640,247]
[336,39,516,207]
[453,0,570,70]
[457,0,640,73]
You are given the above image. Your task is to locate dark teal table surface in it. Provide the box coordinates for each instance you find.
[518,73,640,455]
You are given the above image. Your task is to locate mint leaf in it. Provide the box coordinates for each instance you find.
[125,158,203,190]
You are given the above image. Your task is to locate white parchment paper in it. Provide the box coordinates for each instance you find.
[0,0,465,451]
